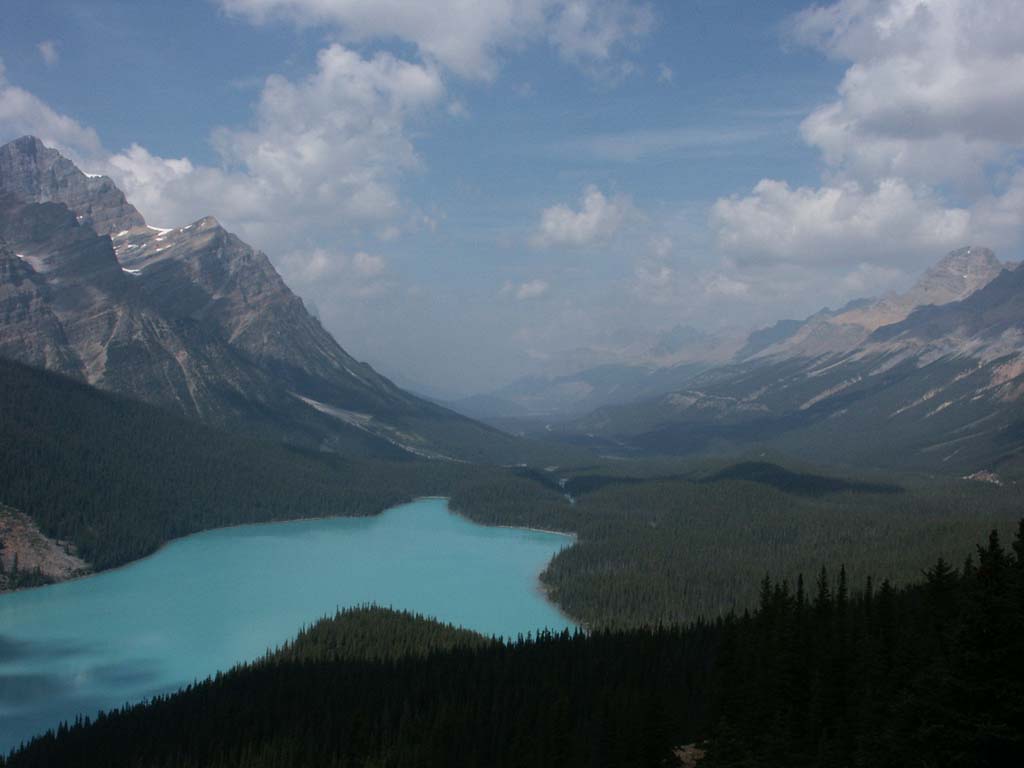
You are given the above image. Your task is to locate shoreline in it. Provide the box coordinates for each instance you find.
[0,496,425,595]
[1,497,580,604]
[491,523,577,540]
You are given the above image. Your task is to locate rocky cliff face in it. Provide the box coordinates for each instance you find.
[112,216,411,412]
[0,136,517,462]
[0,191,262,420]
[0,136,144,235]
[0,238,78,375]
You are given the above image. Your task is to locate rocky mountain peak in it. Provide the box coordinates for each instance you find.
[738,246,1006,363]
[0,135,145,236]
[906,246,1002,306]
[0,137,516,462]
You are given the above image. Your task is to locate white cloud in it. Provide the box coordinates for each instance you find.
[97,44,443,244]
[277,247,391,298]
[500,279,550,300]
[37,41,59,68]
[711,0,1024,270]
[656,63,673,83]
[0,59,102,159]
[791,0,1024,187]
[533,185,631,247]
[352,250,386,277]
[547,0,652,77]
[219,0,652,80]
[712,177,970,264]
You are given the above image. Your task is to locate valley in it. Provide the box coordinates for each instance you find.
[1,135,1022,766]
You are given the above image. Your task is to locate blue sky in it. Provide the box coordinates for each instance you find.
[3,0,1023,395]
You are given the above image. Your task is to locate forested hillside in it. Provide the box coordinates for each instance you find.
[454,463,1024,626]
[0,357,564,572]
[274,606,489,663]
[8,526,1021,767]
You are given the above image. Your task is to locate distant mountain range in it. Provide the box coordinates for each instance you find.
[0,136,532,463]
[448,324,743,421]
[556,246,1024,473]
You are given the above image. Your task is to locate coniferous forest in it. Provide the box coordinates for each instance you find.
[6,525,1022,767]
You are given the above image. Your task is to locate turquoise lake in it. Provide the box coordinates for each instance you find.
[0,498,574,752]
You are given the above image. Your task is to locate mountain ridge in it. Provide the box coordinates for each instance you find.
[0,136,530,463]
[558,246,1024,473]
[737,246,1006,363]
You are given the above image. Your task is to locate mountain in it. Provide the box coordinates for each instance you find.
[457,254,1002,426]
[450,361,712,423]
[0,136,531,463]
[554,323,744,374]
[737,247,1005,362]
[0,136,145,235]
[451,324,743,422]
[562,247,1024,473]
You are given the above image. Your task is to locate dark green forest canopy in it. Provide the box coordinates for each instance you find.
[7,526,1022,768]
[273,606,490,663]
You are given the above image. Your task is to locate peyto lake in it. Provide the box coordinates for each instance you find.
[0,498,573,752]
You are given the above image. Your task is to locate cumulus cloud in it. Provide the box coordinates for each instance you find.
[96,44,443,242]
[547,0,652,78]
[219,0,652,80]
[711,0,1024,270]
[37,41,59,68]
[501,279,550,300]
[792,0,1024,187]
[276,247,392,299]
[712,177,971,264]
[0,59,102,158]
[533,185,631,247]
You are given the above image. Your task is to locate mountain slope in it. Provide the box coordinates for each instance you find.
[738,247,1005,363]
[563,247,1024,473]
[0,136,531,462]
[0,356,419,571]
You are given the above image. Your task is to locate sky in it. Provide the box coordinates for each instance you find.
[2,0,1023,396]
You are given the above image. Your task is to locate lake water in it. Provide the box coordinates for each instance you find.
[0,498,573,753]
